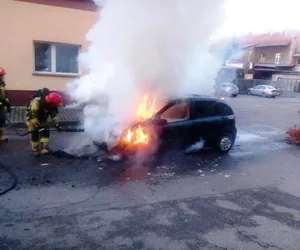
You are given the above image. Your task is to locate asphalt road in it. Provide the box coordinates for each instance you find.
[1,95,300,250]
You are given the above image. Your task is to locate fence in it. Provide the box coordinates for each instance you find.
[236,79,300,95]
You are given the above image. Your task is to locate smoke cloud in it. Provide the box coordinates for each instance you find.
[67,0,226,147]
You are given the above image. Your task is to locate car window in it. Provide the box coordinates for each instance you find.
[213,102,234,116]
[193,101,214,118]
[254,85,260,89]
[160,101,189,123]
[260,86,265,90]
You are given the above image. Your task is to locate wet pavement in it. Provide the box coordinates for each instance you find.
[1,95,300,249]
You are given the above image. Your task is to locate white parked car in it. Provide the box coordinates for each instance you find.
[247,85,280,98]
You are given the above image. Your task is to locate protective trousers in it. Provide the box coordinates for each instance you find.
[0,105,6,138]
[27,122,50,154]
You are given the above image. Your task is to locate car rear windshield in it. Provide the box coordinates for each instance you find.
[222,83,237,88]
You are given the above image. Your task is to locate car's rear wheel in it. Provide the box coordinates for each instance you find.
[216,134,234,153]
[232,94,238,97]
[262,92,267,98]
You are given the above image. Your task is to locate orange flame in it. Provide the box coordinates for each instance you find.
[123,94,156,146]
[137,94,156,121]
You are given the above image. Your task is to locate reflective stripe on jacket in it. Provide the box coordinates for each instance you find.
[26,97,59,126]
[0,85,10,106]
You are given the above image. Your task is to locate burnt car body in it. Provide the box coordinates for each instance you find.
[112,96,237,156]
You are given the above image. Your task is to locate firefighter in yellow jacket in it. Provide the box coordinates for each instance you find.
[26,92,63,156]
[0,67,11,142]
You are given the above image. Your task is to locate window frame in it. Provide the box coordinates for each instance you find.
[160,101,190,123]
[33,41,81,77]
[191,100,215,119]
[275,53,281,64]
[260,54,266,63]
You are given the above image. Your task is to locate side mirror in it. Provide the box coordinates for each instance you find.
[159,119,167,126]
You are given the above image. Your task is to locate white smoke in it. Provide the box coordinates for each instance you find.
[67,0,226,146]
[185,138,206,154]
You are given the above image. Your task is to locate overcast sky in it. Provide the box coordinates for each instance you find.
[216,0,300,37]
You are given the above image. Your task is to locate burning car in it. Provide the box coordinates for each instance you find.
[108,95,237,157]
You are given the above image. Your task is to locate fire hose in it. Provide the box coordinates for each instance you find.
[0,118,85,197]
[0,161,17,197]
[6,118,85,136]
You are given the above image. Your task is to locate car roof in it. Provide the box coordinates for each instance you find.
[166,94,228,103]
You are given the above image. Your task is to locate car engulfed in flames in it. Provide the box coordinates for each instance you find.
[107,94,160,156]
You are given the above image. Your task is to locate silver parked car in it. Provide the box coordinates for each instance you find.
[247,85,280,98]
[215,83,239,97]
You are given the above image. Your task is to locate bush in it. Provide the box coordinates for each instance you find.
[286,127,300,145]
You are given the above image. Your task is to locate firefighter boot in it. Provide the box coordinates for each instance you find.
[31,141,40,157]
[0,128,8,142]
[0,136,8,142]
[41,140,50,155]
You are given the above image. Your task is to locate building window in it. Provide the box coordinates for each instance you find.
[34,42,80,75]
[260,54,266,63]
[275,53,281,64]
[297,58,300,65]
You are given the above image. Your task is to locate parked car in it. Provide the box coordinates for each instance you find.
[215,83,239,97]
[247,85,280,98]
[115,96,237,155]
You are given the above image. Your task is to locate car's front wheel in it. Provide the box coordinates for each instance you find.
[247,90,251,95]
[216,134,234,153]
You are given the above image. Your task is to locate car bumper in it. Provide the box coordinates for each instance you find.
[268,92,280,97]
[227,90,239,95]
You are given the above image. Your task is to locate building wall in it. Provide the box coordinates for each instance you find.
[272,74,300,81]
[0,0,99,92]
[251,45,292,64]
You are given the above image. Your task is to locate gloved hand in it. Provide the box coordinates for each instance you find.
[55,124,62,132]
[6,104,11,113]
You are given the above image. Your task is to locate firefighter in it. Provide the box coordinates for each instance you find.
[0,67,11,142]
[28,88,50,105]
[26,92,63,156]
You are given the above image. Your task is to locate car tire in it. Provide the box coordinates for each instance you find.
[232,94,238,97]
[262,93,267,98]
[216,133,234,154]
[247,90,251,95]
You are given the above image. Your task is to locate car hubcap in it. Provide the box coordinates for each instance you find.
[220,136,232,151]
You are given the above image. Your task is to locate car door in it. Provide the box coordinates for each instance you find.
[158,100,192,150]
[252,85,260,95]
[258,86,266,96]
[189,100,215,147]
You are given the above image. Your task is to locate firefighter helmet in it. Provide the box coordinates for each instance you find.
[45,93,63,107]
[0,67,6,75]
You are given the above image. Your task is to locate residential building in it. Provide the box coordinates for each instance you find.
[239,34,296,65]
[0,0,99,105]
